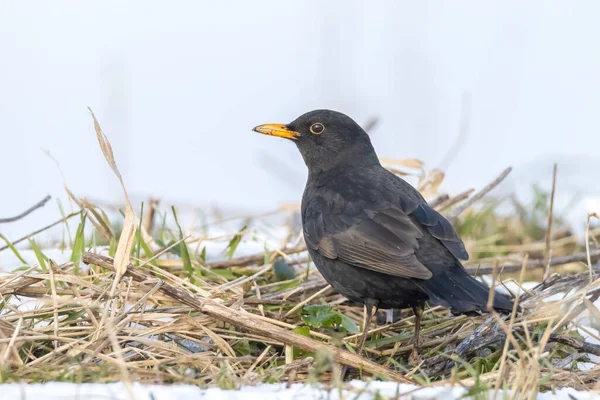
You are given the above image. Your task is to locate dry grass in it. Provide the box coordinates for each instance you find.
[0,112,599,398]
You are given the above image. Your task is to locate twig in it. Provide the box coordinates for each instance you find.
[421,316,499,376]
[362,118,379,134]
[82,252,412,383]
[207,244,307,269]
[552,291,600,332]
[448,167,512,219]
[428,194,450,209]
[466,249,600,276]
[0,210,82,253]
[543,164,558,281]
[0,195,51,223]
[548,334,600,357]
[553,352,585,370]
[257,280,329,303]
[1,317,23,364]
[435,189,475,212]
[283,285,333,317]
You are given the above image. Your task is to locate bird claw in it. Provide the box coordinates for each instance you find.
[409,348,423,367]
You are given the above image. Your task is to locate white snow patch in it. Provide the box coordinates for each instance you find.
[0,381,598,400]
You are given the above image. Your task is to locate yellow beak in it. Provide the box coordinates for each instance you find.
[252,124,300,140]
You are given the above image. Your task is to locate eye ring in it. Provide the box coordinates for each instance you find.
[310,123,325,134]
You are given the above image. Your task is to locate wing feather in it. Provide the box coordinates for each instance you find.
[305,202,432,280]
[303,186,468,280]
[411,204,469,260]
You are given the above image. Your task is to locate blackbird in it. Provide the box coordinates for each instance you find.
[253,109,515,363]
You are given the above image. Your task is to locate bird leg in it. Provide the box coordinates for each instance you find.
[341,299,377,380]
[386,309,395,324]
[409,305,423,367]
[356,300,376,356]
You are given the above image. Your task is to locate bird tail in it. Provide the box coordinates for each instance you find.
[418,260,516,314]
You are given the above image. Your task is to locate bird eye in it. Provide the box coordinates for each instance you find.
[310,123,325,134]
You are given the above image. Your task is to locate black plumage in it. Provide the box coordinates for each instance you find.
[253,109,515,363]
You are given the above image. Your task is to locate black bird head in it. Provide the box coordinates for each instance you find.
[253,109,379,172]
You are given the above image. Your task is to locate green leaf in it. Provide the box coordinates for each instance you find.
[56,199,73,249]
[210,268,236,280]
[199,246,207,262]
[224,223,247,259]
[98,207,116,237]
[135,202,144,265]
[62,310,87,322]
[155,238,167,250]
[159,211,168,243]
[273,258,295,281]
[301,304,359,334]
[28,238,48,271]
[263,244,270,265]
[339,313,359,333]
[156,239,182,257]
[232,339,251,356]
[0,234,28,265]
[301,304,337,329]
[366,332,411,347]
[138,237,157,267]
[0,295,12,312]
[128,215,158,267]
[108,236,117,257]
[292,326,313,358]
[276,278,301,292]
[293,326,310,336]
[70,212,87,273]
[171,206,193,277]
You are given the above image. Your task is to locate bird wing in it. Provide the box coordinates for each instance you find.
[410,203,469,261]
[303,188,469,280]
[303,198,433,280]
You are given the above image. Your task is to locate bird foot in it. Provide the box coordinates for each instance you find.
[408,348,423,367]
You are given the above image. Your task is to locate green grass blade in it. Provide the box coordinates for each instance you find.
[70,212,87,273]
[135,202,145,265]
[56,198,73,249]
[28,238,48,271]
[0,234,28,265]
[171,206,193,277]
[225,223,247,259]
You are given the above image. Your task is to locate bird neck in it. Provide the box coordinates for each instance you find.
[307,141,381,177]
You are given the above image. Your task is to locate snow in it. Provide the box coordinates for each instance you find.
[0,381,597,400]
[0,215,295,272]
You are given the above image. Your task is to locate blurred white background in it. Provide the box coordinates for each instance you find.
[1,1,600,239]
